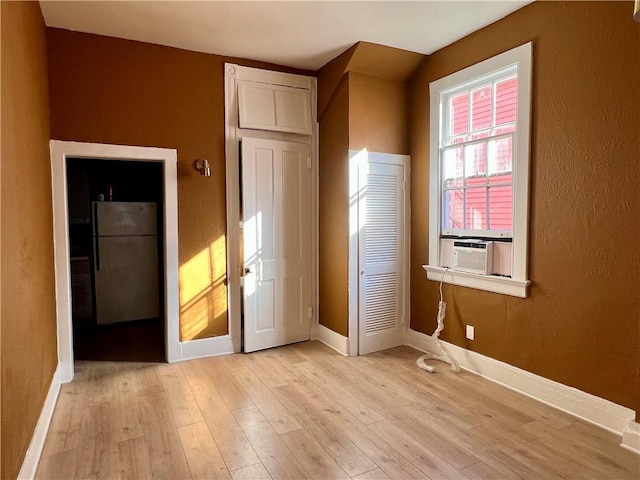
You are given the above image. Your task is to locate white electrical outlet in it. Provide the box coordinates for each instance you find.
[466,325,475,340]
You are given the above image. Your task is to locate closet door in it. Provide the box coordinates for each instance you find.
[242,137,312,352]
[358,158,407,355]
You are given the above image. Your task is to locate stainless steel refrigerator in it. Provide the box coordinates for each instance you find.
[92,201,160,325]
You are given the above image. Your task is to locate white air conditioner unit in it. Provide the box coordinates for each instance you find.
[451,240,493,275]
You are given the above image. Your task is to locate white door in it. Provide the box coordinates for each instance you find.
[358,157,407,355]
[242,138,312,353]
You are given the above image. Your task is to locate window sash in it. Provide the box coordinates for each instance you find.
[442,66,517,147]
[441,187,513,238]
[440,131,514,237]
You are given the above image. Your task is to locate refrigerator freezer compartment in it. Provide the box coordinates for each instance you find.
[93,201,157,237]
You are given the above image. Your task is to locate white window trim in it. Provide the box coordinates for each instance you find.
[426,42,532,298]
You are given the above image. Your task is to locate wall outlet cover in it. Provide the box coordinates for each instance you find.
[466,324,475,340]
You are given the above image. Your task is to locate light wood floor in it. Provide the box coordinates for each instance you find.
[37,341,639,479]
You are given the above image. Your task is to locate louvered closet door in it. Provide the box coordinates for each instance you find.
[358,161,406,355]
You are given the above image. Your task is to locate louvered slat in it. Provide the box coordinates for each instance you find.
[365,273,398,335]
[364,171,400,336]
[365,174,398,265]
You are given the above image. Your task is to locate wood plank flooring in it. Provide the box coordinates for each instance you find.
[36,342,639,479]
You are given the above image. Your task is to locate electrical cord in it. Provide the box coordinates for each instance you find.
[416,267,460,373]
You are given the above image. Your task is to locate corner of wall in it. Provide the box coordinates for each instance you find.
[0,1,3,477]
[315,324,349,356]
[317,44,357,119]
[2,2,58,477]
[621,420,640,455]
[17,367,61,480]
[318,76,350,338]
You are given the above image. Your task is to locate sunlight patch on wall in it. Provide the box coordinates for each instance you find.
[179,235,228,341]
[350,148,368,237]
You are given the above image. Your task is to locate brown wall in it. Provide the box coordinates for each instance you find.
[318,43,416,337]
[349,72,409,155]
[46,28,310,342]
[318,77,350,336]
[1,2,58,478]
[317,45,356,119]
[1,3,3,474]
[409,1,639,409]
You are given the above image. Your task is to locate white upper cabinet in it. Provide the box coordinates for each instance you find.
[238,80,313,135]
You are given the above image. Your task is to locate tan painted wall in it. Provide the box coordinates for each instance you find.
[317,44,357,119]
[0,3,3,475]
[1,2,58,478]
[409,1,639,410]
[318,43,416,337]
[318,77,350,336]
[46,28,311,342]
[349,72,409,155]
[346,42,423,83]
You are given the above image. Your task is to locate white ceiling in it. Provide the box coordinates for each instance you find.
[39,1,533,71]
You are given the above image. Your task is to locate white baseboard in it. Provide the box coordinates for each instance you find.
[315,323,349,356]
[405,329,636,437]
[621,420,640,454]
[179,335,235,361]
[18,366,61,480]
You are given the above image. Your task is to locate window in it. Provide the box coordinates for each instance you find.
[442,69,517,237]
[425,43,532,297]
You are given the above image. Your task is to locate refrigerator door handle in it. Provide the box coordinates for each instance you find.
[93,202,99,236]
[94,237,100,271]
[93,202,100,271]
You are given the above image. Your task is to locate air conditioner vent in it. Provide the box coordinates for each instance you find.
[451,240,493,275]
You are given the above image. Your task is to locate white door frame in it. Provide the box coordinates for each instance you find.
[50,140,180,382]
[348,149,411,355]
[224,64,318,352]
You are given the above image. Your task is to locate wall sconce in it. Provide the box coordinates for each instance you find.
[194,159,211,177]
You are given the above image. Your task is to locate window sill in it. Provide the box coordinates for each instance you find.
[422,265,530,298]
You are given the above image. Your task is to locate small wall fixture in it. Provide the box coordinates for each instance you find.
[195,159,211,177]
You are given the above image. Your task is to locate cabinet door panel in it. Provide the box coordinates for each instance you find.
[238,80,312,135]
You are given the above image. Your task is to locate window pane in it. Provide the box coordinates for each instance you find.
[443,147,463,187]
[464,142,486,185]
[488,136,513,177]
[471,85,492,131]
[495,76,517,125]
[443,189,464,230]
[449,91,469,137]
[465,187,487,230]
[489,186,513,230]
[489,171,512,186]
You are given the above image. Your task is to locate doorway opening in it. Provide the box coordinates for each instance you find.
[66,158,165,362]
[51,141,180,383]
